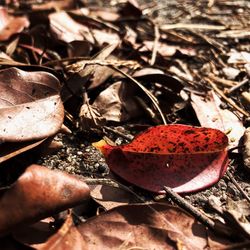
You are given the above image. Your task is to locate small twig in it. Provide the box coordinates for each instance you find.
[205,77,249,117]
[227,172,250,204]
[226,78,249,95]
[150,24,160,66]
[163,186,215,230]
[103,126,134,141]
[160,23,225,31]
[208,73,236,88]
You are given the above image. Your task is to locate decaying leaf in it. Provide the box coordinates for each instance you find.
[94,124,228,193]
[0,164,90,236]
[0,7,29,41]
[191,91,245,148]
[0,67,64,142]
[92,81,141,122]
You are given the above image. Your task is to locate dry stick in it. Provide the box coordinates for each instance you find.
[103,126,134,141]
[163,186,215,230]
[110,65,167,125]
[226,78,249,95]
[205,77,250,117]
[227,172,250,204]
[150,24,160,66]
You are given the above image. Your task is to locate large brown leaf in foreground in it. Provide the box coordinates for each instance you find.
[0,165,90,236]
[94,124,228,193]
[41,203,230,250]
[0,67,64,142]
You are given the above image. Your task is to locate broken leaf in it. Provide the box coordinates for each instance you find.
[0,164,90,236]
[94,124,228,193]
[0,67,64,142]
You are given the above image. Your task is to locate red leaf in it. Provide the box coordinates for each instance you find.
[94,124,228,193]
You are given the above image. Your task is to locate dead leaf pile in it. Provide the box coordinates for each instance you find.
[0,0,249,249]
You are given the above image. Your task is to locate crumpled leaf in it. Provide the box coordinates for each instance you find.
[0,67,64,142]
[40,203,232,250]
[92,81,141,122]
[0,164,90,236]
[94,124,228,193]
[0,7,29,41]
[191,91,245,148]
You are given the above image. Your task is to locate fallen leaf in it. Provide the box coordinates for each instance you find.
[92,81,141,122]
[49,11,94,43]
[62,43,118,101]
[35,213,85,250]
[90,184,137,210]
[191,91,245,148]
[0,139,46,164]
[0,67,64,142]
[79,103,105,130]
[0,7,29,41]
[74,204,230,249]
[222,198,250,239]
[0,164,90,236]
[94,124,228,193]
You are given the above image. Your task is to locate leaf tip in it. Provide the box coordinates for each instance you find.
[92,139,109,154]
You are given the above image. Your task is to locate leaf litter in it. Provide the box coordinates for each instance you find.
[0,0,250,249]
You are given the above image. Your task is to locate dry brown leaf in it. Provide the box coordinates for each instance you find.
[92,81,141,122]
[222,198,250,239]
[79,104,105,130]
[90,185,137,210]
[0,7,29,41]
[191,91,245,148]
[0,164,90,236]
[62,43,118,101]
[38,214,85,250]
[49,11,94,43]
[75,203,231,249]
[0,67,64,142]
